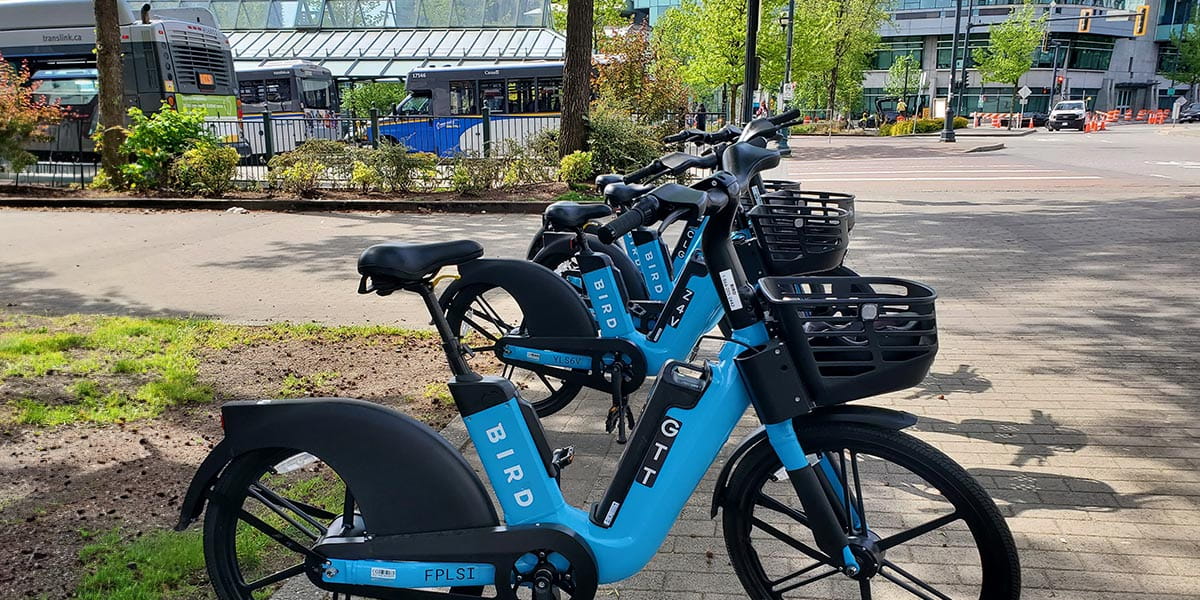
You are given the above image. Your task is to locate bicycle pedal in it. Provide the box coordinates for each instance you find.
[604,406,619,433]
[551,446,575,469]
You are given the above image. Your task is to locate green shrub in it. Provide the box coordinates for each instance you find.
[559,150,594,183]
[350,160,382,192]
[117,105,215,190]
[587,105,663,175]
[450,153,502,194]
[526,128,560,164]
[268,160,324,196]
[362,142,437,192]
[953,116,969,129]
[499,139,557,188]
[172,142,240,196]
[279,139,356,183]
[889,120,915,136]
[878,122,893,136]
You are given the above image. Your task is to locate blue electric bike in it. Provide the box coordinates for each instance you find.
[442,116,855,429]
[177,140,1019,600]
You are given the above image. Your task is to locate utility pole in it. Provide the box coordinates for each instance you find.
[93,0,126,186]
[941,0,964,142]
[742,0,762,123]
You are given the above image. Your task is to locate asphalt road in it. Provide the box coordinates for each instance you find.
[2,123,1197,327]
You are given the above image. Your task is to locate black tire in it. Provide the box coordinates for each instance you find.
[444,282,583,417]
[721,422,1020,600]
[533,237,649,302]
[203,449,484,599]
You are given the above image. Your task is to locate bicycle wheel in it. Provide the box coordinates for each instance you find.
[721,422,1020,600]
[444,282,583,417]
[203,449,485,599]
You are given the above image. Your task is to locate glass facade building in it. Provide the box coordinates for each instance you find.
[142,0,564,79]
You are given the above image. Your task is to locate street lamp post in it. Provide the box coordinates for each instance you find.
[941,0,964,142]
[778,1,795,154]
[956,0,977,115]
[742,0,762,123]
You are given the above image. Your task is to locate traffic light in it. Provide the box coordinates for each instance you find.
[1133,4,1150,36]
[1054,76,1065,94]
[1078,8,1093,33]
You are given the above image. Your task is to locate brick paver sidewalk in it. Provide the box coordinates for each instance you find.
[468,179,1200,599]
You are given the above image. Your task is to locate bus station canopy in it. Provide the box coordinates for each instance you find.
[227,27,565,79]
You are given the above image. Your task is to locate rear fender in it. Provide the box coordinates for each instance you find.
[439,258,597,338]
[709,405,917,517]
[176,398,499,535]
[535,234,649,301]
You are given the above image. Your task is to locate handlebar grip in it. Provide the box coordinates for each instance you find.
[770,109,802,125]
[623,161,664,184]
[663,131,690,143]
[597,196,660,244]
[694,153,719,169]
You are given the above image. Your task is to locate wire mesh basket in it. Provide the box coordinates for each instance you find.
[759,276,938,406]
[746,203,850,275]
[762,189,856,231]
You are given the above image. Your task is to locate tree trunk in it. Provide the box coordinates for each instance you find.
[559,0,594,157]
[94,0,125,187]
[827,66,840,122]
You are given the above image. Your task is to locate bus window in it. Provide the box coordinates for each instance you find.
[536,77,562,113]
[448,80,477,115]
[397,91,432,115]
[32,77,99,107]
[480,79,505,113]
[508,78,535,113]
[301,78,334,109]
[238,80,263,103]
[265,80,292,103]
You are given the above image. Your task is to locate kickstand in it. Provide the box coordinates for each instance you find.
[604,365,636,444]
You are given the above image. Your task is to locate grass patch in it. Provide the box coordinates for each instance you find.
[1,314,425,428]
[76,529,207,600]
[422,382,453,405]
[278,371,340,398]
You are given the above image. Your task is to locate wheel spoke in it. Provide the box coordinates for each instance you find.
[244,563,306,591]
[769,560,826,587]
[877,512,961,550]
[477,296,513,333]
[880,560,955,600]
[535,372,560,394]
[755,492,810,526]
[238,507,322,561]
[850,450,867,533]
[461,313,501,341]
[247,485,322,541]
[251,482,334,525]
[750,516,832,564]
[860,577,873,599]
[775,567,840,594]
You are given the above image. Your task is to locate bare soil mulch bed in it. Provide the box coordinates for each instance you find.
[0,182,571,203]
[0,332,457,599]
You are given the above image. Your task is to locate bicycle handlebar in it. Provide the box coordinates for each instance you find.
[770,109,802,125]
[663,130,692,143]
[623,161,665,184]
[597,196,660,244]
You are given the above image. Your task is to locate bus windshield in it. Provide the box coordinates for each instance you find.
[397,92,431,115]
[300,78,335,110]
[32,76,99,106]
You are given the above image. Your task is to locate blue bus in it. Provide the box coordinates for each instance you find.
[378,62,562,157]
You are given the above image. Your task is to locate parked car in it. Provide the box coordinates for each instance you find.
[1179,102,1200,123]
[1047,100,1087,131]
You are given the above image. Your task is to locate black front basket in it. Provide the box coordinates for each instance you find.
[762,188,856,232]
[747,203,850,276]
[759,276,938,406]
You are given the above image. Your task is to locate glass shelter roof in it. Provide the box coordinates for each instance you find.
[142,0,563,78]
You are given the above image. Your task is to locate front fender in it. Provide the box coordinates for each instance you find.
[709,405,917,517]
[176,398,499,535]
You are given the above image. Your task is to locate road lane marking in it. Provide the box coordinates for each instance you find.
[798,176,1104,182]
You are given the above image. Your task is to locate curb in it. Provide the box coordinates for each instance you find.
[0,196,553,214]
[965,143,1006,153]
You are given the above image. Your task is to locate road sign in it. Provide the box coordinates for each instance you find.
[782,82,795,100]
[1019,98,1029,105]
[1018,86,1032,99]
[1176,96,1189,107]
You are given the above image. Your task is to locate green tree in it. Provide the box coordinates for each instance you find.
[973,0,1047,117]
[551,0,629,32]
[1162,6,1200,102]
[594,27,689,119]
[885,53,921,98]
[797,0,889,121]
[341,81,407,117]
[655,0,787,120]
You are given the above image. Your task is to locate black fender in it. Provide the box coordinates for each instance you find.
[439,258,597,337]
[176,398,498,535]
[708,405,917,517]
[534,234,649,301]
